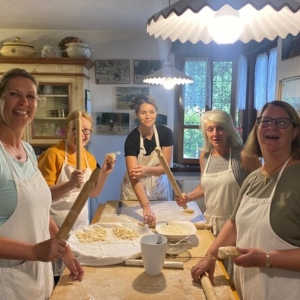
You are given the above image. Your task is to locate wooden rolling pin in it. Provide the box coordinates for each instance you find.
[155,147,188,209]
[56,168,100,240]
[193,222,211,230]
[125,259,183,269]
[200,274,218,300]
[76,111,82,188]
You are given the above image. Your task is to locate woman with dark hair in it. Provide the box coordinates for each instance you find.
[120,94,174,227]
[191,101,300,300]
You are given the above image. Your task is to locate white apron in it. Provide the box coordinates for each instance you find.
[234,158,300,300]
[0,142,53,300]
[50,142,92,233]
[201,149,240,235]
[121,125,169,200]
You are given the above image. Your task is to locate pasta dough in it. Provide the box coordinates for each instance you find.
[184,208,194,213]
[75,225,140,243]
[218,246,240,259]
[75,226,107,243]
[106,152,116,163]
[112,226,139,240]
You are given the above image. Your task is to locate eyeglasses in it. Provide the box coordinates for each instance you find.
[256,117,294,129]
[72,128,93,135]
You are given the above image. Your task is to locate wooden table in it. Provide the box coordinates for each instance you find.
[50,201,239,300]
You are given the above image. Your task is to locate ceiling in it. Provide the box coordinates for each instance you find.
[0,0,174,32]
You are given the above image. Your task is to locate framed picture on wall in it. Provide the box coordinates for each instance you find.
[95,60,130,84]
[115,86,149,110]
[133,60,164,84]
[95,111,131,135]
[279,76,300,114]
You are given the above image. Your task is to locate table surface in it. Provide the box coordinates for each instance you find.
[50,201,239,300]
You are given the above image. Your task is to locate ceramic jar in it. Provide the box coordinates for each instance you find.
[65,42,92,58]
[0,37,37,57]
[41,43,62,58]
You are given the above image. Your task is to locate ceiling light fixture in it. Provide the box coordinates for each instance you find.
[146,0,300,44]
[143,55,194,89]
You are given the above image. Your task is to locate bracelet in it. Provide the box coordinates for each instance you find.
[141,202,150,208]
[265,252,272,268]
[205,253,217,261]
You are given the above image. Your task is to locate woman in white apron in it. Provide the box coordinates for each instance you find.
[175,109,260,235]
[38,110,115,279]
[190,101,300,300]
[0,69,83,299]
[121,95,174,227]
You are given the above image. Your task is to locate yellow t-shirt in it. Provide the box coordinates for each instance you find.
[38,140,97,186]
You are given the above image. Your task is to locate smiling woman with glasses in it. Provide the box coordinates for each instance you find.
[38,110,115,284]
[72,128,93,135]
[191,100,300,300]
[256,117,296,129]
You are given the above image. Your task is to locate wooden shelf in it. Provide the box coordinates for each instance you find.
[0,57,94,70]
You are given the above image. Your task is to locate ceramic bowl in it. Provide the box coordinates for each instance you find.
[0,37,37,57]
[155,221,196,241]
[66,45,92,58]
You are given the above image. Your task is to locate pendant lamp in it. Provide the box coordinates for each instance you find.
[143,54,194,89]
[146,0,300,44]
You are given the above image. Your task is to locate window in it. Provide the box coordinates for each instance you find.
[254,48,277,110]
[173,41,277,166]
[178,58,234,163]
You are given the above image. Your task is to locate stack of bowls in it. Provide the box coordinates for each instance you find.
[65,42,92,58]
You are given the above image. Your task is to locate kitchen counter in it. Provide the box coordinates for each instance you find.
[50,201,239,300]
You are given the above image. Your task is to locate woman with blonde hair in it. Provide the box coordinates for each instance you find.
[38,110,115,282]
[176,109,261,235]
[192,101,300,300]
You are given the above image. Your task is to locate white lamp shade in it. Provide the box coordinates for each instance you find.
[143,61,194,88]
[146,0,300,44]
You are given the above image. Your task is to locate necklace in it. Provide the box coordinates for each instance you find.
[262,164,284,186]
[3,142,23,160]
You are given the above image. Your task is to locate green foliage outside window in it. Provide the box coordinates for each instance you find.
[183,60,232,159]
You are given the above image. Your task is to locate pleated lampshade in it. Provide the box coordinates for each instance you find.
[146,0,300,44]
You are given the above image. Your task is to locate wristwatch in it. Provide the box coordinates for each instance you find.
[265,252,272,268]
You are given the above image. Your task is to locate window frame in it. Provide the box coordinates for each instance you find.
[174,56,238,165]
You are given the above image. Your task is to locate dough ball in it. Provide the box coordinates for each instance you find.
[218,246,240,259]
[106,152,116,163]
[185,208,194,213]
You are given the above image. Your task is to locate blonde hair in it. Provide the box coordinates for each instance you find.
[201,109,243,152]
[66,110,93,128]
[245,100,300,159]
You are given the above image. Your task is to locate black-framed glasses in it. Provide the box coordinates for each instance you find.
[72,128,93,135]
[256,117,294,129]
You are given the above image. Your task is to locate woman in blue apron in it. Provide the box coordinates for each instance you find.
[0,68,83,300]
[121,95,174,227]
[191,101,300,300]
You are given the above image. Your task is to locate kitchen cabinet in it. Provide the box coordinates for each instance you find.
[0,57,94,151]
